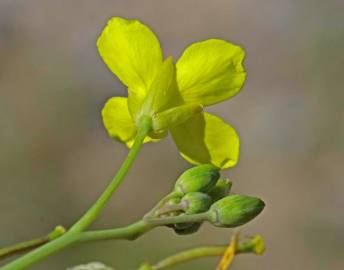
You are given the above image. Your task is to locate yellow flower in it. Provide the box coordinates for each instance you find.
[98,17,246,169]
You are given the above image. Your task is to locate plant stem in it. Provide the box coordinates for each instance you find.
[151,236,265,270]
[145,212,209,226]
[77,220,153,242]
[152,246,225,270]
[0,238,49,261]
[1,117,152,270]
[0,226,65,261]
[70,116,152,233]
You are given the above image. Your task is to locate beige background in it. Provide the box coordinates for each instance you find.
[0,0,343,269]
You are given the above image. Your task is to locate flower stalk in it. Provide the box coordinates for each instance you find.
[0,116,152,270]
[139,235,265,270]
[0,226,65,261]
[70,116,152,232]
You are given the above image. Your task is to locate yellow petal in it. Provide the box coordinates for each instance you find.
[216,232,239,270]
[97,17,163,115]
[101,97,136,147]
[171,112,240,169]
[176,39,246,106]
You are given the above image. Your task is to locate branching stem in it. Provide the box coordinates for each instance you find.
[0,117,152,270]
[150,235,265,270]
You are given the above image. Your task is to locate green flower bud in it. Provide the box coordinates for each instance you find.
[48,225,66,240]
[207,178,232,202]
[181,192,212,214]
[173,222,201,235]
[208,195,265,227]
[174,164,220,195]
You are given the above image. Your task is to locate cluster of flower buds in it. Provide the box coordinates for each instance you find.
[151,164,264,234]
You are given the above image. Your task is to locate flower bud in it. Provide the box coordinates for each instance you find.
[48,225,66,240]
[174,164,220,195]
[173,222,201,235]
[207,178,232,202]
[208,195,265,227]
[181,192,212,214]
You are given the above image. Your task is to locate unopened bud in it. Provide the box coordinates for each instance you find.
[48,225,66,240]
[207,178,232,202]
[174,164,220,195]
[181,192,212,214]
[208,195,265,227]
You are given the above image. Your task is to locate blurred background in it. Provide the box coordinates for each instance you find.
[0,0,343,269]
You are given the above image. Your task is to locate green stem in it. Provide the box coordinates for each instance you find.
[78,220,153,242]
[1,117,152,270]
[0,226,66,261]
[145,212,209,226]
[152,246,225,270]
[0,239,49,261]
[151,236,265,270]
[70,116,152,233]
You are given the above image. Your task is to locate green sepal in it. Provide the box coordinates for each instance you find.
[208,195,265,227]
[207,178,232,202]
[152,103,203,131]
[174,164,220,195]
[138,56,180,122]
[181,192,212,214]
